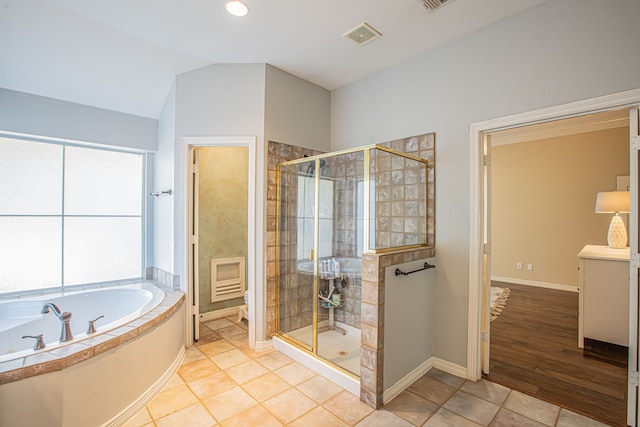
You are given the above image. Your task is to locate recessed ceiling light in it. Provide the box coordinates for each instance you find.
[226,1,249,17]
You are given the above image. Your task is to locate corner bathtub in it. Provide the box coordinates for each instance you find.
[0,280,185,427]
[0,282,164,361]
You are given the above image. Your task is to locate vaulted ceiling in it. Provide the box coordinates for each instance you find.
[0,0,549,118]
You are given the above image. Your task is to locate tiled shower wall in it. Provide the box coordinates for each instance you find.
[377,134,435,249]
[266,134,435,339]
[266,141,323,337]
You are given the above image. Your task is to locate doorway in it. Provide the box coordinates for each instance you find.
[468,89,640,426]
[182,136,258,350]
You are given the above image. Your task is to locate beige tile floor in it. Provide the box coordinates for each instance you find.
[124,316,612,427]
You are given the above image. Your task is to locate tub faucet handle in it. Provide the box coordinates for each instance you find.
[22,334,46,350]
[87,315,104,334]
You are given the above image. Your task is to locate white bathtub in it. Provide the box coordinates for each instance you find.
[0,280,185,427]
[0,282,164,363]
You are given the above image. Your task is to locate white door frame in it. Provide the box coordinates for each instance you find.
[181,136,261,350]
[468,88,640,417]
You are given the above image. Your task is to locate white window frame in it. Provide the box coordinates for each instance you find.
[0,132,148,293]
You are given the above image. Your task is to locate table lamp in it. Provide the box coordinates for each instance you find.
[595,191,630,249]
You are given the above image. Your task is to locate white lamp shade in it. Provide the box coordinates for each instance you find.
[595,191,630,213]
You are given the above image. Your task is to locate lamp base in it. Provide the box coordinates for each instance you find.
[607,214,628,249]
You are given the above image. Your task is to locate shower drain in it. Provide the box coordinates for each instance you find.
[338,350,347,356]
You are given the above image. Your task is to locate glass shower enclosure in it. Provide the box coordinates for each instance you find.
[276,145,428,376]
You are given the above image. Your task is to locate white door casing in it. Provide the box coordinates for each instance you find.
[181,136,260,350]
[469,88,640,425]
[630,106,639,427]
[190,147,200,341]
[481,134,491,374]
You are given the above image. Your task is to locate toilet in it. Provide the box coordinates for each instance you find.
[238,290,249,322]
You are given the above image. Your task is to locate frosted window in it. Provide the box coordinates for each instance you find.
[64,217,141,285]
[0,136,144,295]
[65,146,142,215]
[0,138,62,215]
[0,218,62,293]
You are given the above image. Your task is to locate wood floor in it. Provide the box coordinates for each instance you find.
[484,282,628,427]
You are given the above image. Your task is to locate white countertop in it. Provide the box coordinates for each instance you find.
[578,244,630,261]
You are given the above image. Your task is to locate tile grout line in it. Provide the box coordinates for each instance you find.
[151,321,331,426]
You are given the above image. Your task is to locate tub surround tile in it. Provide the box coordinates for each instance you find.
[50,342,94,367]
[0,281,184,385]
[83,333,120,355]
[22,352,64,378]
[111,325,140,345]
[0,358,24,384]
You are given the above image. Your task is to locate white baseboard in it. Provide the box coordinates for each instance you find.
[108,346,185,426]
[432,357,468,379]
[199,306,241,322]
[383,358,433,404]
[491,276,578,293]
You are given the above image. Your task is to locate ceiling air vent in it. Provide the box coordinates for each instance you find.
[343,22,382,46]
[417,0,453,11]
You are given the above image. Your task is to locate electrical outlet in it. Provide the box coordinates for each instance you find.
[516,262,523,270]
[527,263,533,271]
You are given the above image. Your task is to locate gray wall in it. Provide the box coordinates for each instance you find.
[331,0,640,366]
[153,63,267,276]
[154,82,177,275]
[0,88,157,151]
[384,258,434,389]
[265,65,331,152]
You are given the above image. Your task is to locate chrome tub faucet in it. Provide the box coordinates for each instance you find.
[41,303,73,342]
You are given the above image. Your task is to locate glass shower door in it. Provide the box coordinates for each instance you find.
[277,160,316,350]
